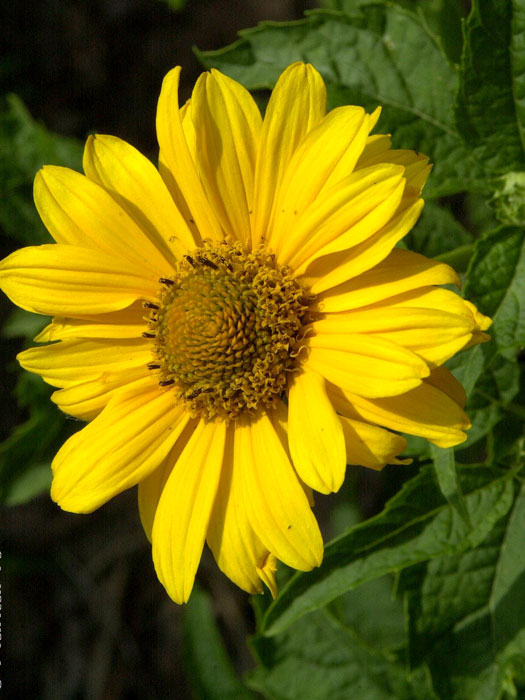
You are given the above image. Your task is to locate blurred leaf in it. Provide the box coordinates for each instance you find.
[3,462,52,506]
[0,95,84,505]
[197,6,487,199]
[0,94,82,244]
[0,400,67,504]
[403,478,525,699]
[249,607,436,700]
[456,0,525,174]
[464,191,502,238]
[261,464,514,637]
[157,0,188,10]
[0,339,71,506]
[2,308,50,339]
[182,586,254,700]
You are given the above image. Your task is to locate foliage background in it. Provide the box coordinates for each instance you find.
[1,0,524,698]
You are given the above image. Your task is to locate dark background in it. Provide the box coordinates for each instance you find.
[0,2,398,698]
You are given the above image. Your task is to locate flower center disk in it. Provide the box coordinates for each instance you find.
[148,241,313,420]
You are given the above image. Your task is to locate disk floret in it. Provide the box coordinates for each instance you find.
[146,241,313,420]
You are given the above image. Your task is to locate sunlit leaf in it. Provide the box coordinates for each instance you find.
[261,465,514,637]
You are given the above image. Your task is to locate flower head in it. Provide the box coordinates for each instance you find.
[0,63,491,602]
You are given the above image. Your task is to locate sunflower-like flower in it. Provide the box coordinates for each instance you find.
[0,63,491,602]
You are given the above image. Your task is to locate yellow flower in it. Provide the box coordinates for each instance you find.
[0,63,491,603]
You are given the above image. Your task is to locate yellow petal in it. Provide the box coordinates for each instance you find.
[157,101,201,244]
[328,382,470,448]
[34,302,147,341]
[51,377,190,512]
[356,134,392,164]
[269,106,370,254]
[312,306,475,366]
[156,66,223,241]
[288,370,346,494]
[252,62,326,247]
[306,333,430,398]
[368,106,382,131]
[382,287,492,352]
[279,163,405,267]
[340,416,409,470]
[180,99,198,159]
[190,70,261,246]
[301,199,424,294]
[357,146,431,196]
[256,554,278,599]
[268,401,316,508]
[238,412,323,571]
[316,111,378,195]
[18,337,151,388]
[158,163,200,245]
[462,299,493,340]
[0,244,159,316]
[34,166,172,275]
[315,248,460,312]
[426,366,466,408]
[51,365,149,420]
[152,419,227,603]
[462,299,492,331]
[384,286,476,317]
[82,134,196,260]
[291,173,405,274]
[207,426,277,595]
[138,420,199,542]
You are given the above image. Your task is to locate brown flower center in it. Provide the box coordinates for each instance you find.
[146,241,313,420]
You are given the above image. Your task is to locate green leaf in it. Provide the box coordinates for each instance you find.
[261,464,514,637]
[321,0,467,64]
[404,200,473,259]
[464,226,525,361]
[412,0,466,64]
[512,0,525,148]
[197,6,486,199]
[487,398,525,464]
[0,94,82,244]
[452,351,520,451]
[182,586,254,700]
[248,607,436,700]
[403,479,525,699]
[456,0,525,174]
[490,172,525,226]
[491,482,525,649]
[430,445,470,525]
[446,344,484,399]
[333,575,405,651]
